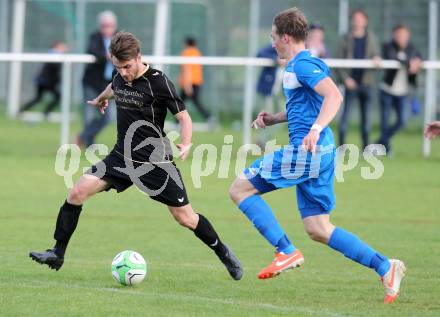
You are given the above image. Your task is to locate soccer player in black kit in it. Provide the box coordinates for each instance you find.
[30,32,243,281]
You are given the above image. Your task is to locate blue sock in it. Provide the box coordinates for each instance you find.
[238,195,296,254]
[328,227,390,277]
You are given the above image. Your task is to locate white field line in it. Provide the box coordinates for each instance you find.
[1,279,351,317]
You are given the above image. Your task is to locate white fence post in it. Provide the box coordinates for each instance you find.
[423,0,438,157]
[338,0,349,35]
[0,0,10,101]
[7,0,26,117]
[153,0,170,71]
[242,0,260,146]
[60,62,72,146]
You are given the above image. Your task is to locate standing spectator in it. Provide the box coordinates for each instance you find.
[306,23,330,58]
[178,37,211,122]
[337,9,380,149]
[256,44,278,98]
[77,11,117,147]
[19,42,68,118]
[378,24,422,153]
[255,43,281,147]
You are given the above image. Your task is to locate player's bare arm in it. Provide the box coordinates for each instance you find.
[87,83,114,114]
[302,77,343,153]
[252,111,287,129]
[175,110,193,160]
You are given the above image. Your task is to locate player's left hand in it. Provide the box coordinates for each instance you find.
[176,143,192,161]
[301,130,320,153]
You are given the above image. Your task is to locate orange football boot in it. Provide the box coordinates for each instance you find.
[381,259,406,304]
[258,249,304,279]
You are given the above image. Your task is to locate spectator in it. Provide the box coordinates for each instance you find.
[377,24,422,153]
[306,23,330,58]
[178,37,211,122]
[255,43,282,148]
[19,42,68,118]
[77,10,117,147]
[256,44,278,97]
[337,9,380,149]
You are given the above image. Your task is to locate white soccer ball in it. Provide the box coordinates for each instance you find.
[111,250,147,286]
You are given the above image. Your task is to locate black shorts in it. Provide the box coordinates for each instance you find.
[87,150,189,207]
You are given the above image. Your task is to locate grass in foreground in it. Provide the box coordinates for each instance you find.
[0,115,440,317]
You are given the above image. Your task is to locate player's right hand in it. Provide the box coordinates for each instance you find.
[176,143,192,161]
[252,111,273,129]
[87,99,108,114]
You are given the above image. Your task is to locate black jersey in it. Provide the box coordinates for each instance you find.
[111,65,185,162]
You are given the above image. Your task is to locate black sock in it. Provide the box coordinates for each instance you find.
[193,213,227,256]
[53,200,82,257]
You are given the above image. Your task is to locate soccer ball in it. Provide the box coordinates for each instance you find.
[111,250,147,286]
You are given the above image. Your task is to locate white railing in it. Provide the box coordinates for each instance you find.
[0,53,438,156]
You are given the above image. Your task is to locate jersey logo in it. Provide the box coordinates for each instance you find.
[153,72,160,76]
[313,69,321,73]
[247,167,259,176]
[283,71,302,89]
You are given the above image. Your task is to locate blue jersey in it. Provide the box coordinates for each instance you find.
[283,50,334,146]
[243,50,336,218]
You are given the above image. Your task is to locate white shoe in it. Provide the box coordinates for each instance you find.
[382,259,406,304]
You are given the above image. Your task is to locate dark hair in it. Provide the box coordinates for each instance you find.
[309,23,324,31]
[273,7,308,42]
[185,37,196,46]
[393,23,409,33]
[350,9,368,20]
[110,31,141,61]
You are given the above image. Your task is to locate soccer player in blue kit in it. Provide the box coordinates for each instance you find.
[229,7,405,304]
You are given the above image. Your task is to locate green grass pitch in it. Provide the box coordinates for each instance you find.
[0,114,439,317]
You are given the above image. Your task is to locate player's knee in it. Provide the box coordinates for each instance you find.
[173,214,187,227]
[228,182,239,202]
[170,207,197,229]
[68,185,89,204]
[304,226,328,243]
[175,214,195,229]
[229,179,247,204]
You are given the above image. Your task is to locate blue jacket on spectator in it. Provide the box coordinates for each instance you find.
[256,44,278,97]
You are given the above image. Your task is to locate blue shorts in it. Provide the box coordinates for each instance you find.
[244,144,336,219]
